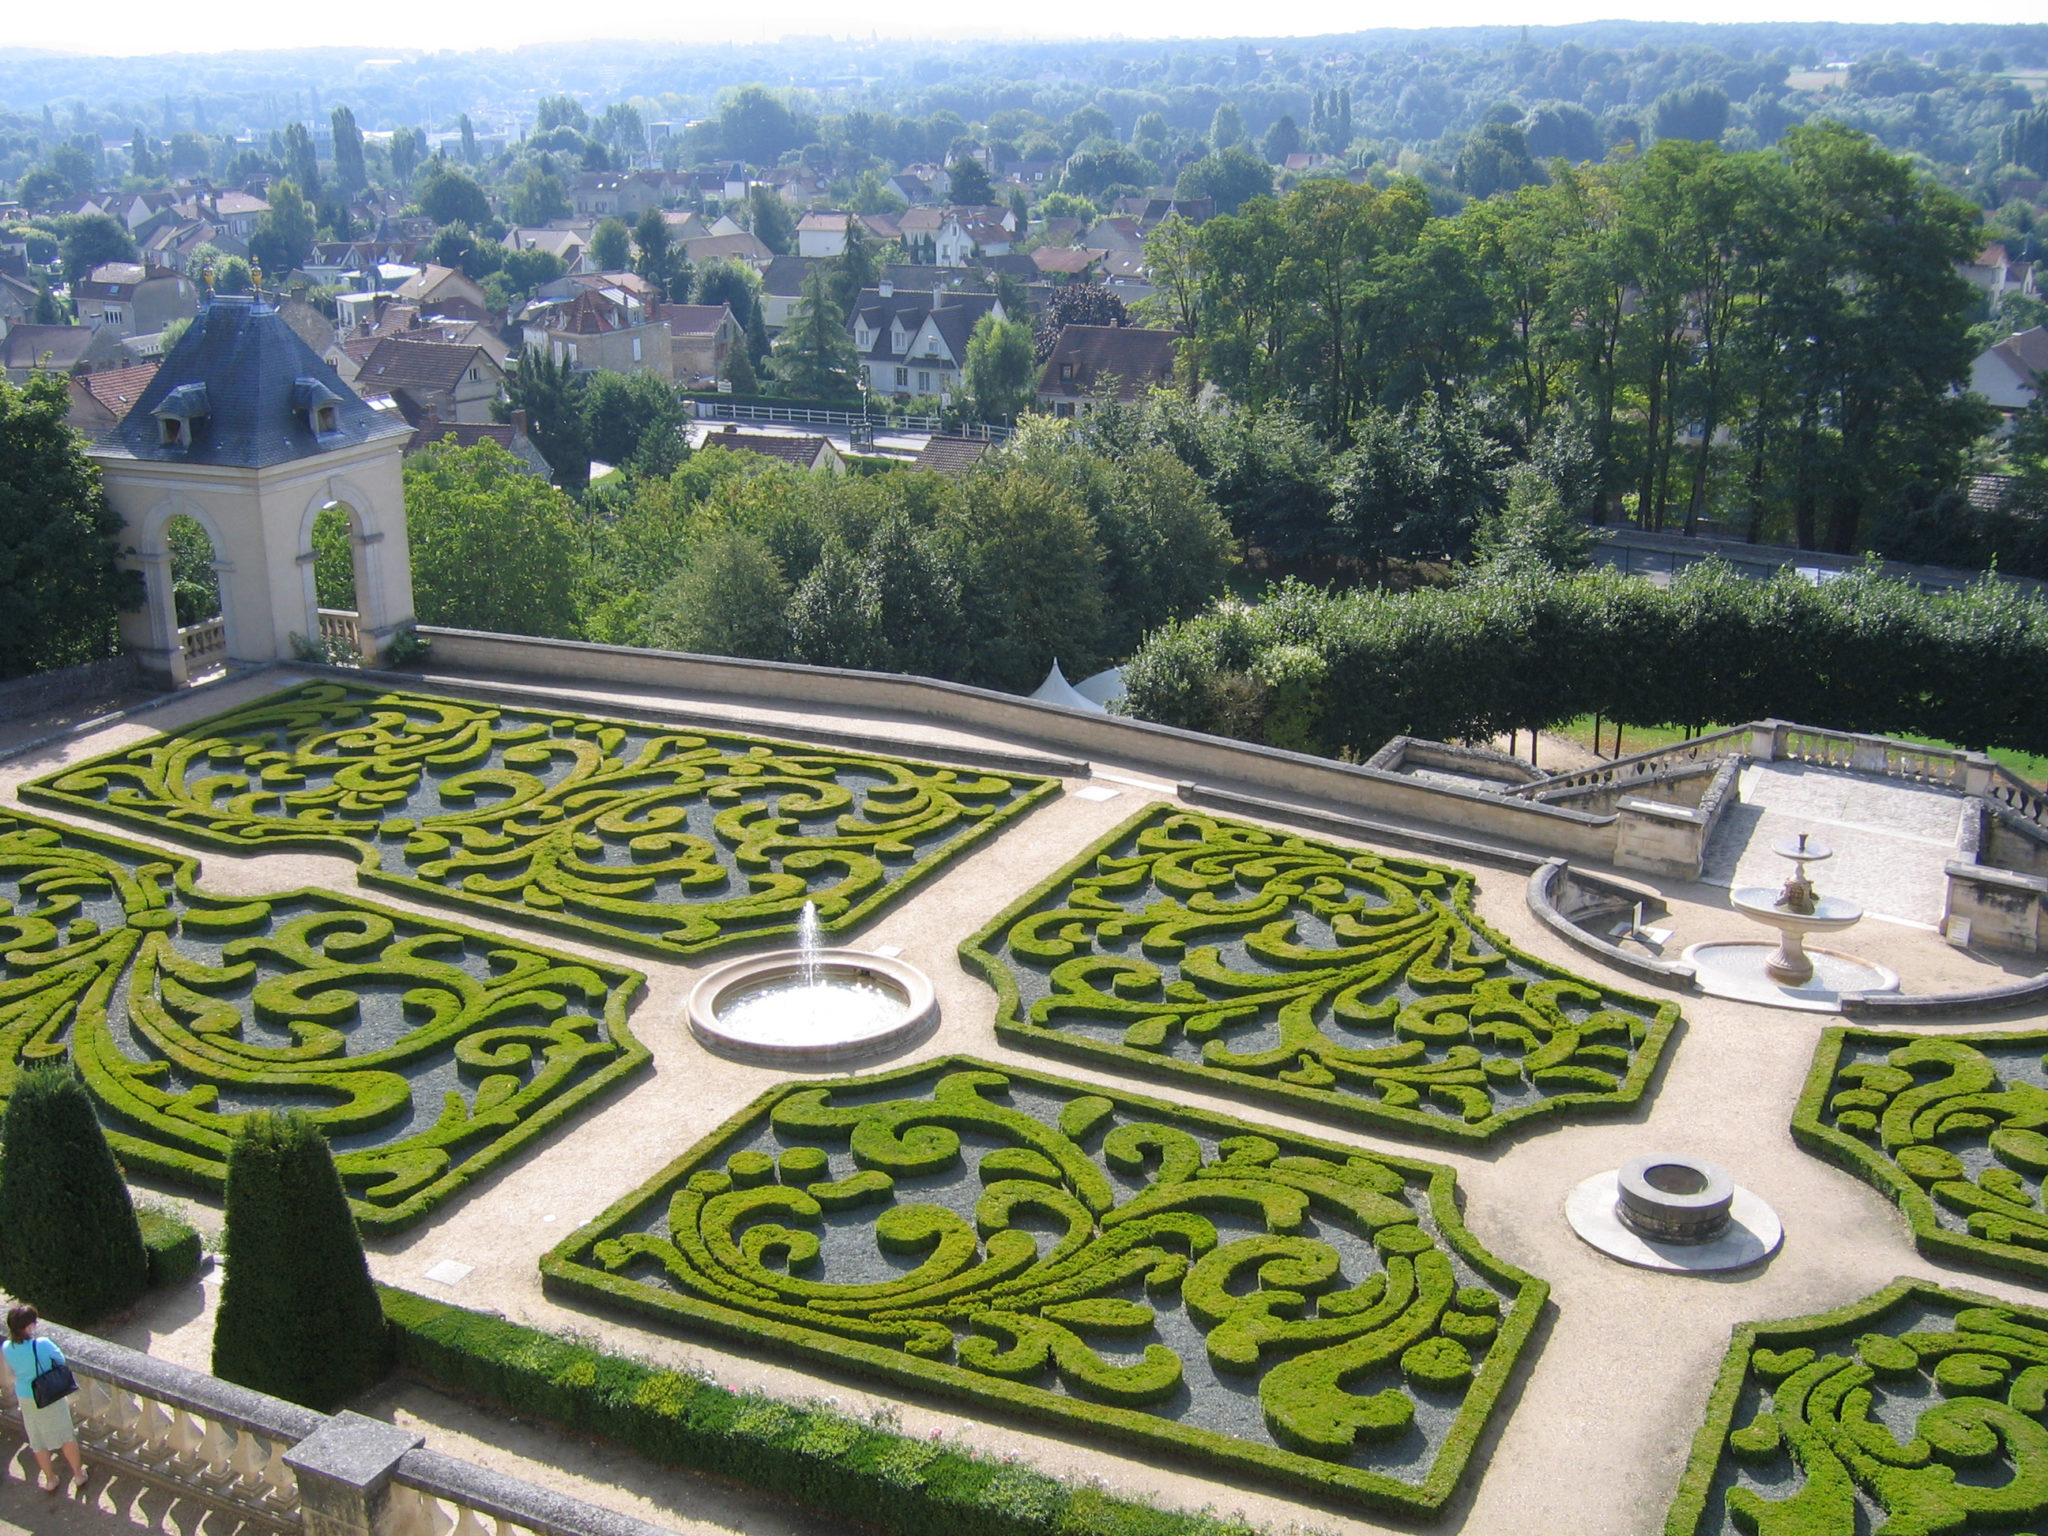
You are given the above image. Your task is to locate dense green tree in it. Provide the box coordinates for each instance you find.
[211,1113,386,1411]
[536,94,589,135]
[721,87,801,167]
[281,121,321,200]
[248,179,316,278]
[1210,102,1246,151]
[509,167,570,226]
[1653,83,1732,144]
[389,126,424,186]
[1061,145,1154,200]
[59,212,137,282]
[0,1065,148,1326]
[1455,123,1542,199]
[1174,147,1272,215]
[502,346,590,489]
[330,106,366,197]
[947,157,994,205]
[947,463,1108,689]
[632,209,684,297]
[772,265,857,399]
[1261,115,1302,163]
[403,441,583,635]
[582,369,683,472]
[589,217,630,273]
[417,160,492,229]
[746,185,797,256]
[0,374,142,679]
[963,314,1038,424]
[1331,398,1510,573]
[458,113,479,166]
[656,525,791,659]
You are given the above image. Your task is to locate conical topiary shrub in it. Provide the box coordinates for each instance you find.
[211,1112,388,1409]
[0,1063,148,1324]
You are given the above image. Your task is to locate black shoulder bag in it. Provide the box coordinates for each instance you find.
[29,1338,77,1409]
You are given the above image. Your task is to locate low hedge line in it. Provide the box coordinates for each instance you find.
[380,1287,1258,1536]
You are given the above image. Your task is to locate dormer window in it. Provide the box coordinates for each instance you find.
[290,377,344,443]
[152,382,210,449]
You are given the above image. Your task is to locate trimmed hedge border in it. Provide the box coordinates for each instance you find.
[1664,1276,2048,1536]
[24,680,1060,962]
[0,805,648,1234]
[539,1055,1547,1517]
[382,1286,1265,1536]
[962,804,1681,1145]
[1792,1025,2048,1285]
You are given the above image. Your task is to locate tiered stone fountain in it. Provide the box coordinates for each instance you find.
[1684,833,1900,1011]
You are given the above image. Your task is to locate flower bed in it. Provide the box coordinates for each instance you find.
[540,1055,1546,1515]
[0,806,646,1232]
[24,681,1059,960]
[962,804,1679,1143]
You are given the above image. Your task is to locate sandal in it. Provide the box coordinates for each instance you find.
[38,1472,58,1493]
[71,1466,89,1491]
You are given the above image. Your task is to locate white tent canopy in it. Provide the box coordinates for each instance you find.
[1073,666,1124,709]
[1029,660,1105,713]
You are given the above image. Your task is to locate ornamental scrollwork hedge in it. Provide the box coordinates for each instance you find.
[1665,1277,2048,1536]
[0,806,645,1232]
[960,804,1680,1144]
[1794,1027,2048,1285]
[23,682,1059,960]
[540,1055,1547,1515]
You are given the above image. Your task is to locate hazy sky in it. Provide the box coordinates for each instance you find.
[5,2,1971,57]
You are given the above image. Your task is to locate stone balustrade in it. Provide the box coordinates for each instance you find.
[1,1323,676,1536]
[178,616,228,668]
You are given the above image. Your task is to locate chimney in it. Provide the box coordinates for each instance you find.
[878,278,892,298]
[511,409,528,438]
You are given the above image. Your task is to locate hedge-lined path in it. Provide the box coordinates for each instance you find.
[6,665,2045,1536]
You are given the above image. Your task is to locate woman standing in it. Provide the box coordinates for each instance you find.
[2,1306,87,1493]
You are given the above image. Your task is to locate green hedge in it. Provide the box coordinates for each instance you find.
[1122,561,2048,759]
[138,1207,202,1288]
[0,804,648,1234]
[26,680,1059,962]
[381,1287,1259,1536]
[1665,1276,2048,1536]
[539,1055,1547,1517]
[962,803,1680,1145]
[1792,1025,2048,1285]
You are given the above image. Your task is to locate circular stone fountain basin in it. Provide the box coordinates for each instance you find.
[687,949,937,1067]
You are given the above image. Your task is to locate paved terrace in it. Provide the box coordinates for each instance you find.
[1,658,2041,1536]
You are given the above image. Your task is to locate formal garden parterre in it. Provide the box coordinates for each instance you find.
[22,681,1060,960]
[1664,1277,2048,1536]
[540,1056,1546,1516]
[962,804,1681,1143]
[0,804,646,1232]
[1794,1027,2048,1287]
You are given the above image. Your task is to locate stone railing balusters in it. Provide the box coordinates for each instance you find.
[4,1324,680,1536]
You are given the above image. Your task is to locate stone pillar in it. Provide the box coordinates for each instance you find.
[285,1412,423,1536]
[119,546,188,689]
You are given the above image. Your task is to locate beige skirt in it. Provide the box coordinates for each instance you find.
[18,1391,76,1453]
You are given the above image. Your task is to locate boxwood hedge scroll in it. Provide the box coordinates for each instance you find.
[0,806,645,1232]
[1794,1025,2048,1285]
[541,1055,1547,1515]
[1665,1277,2048,1536]
[23,681,1059,960]
[960,804,1679,1143]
